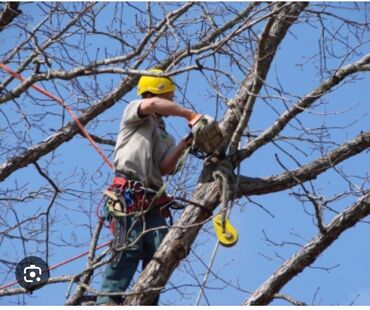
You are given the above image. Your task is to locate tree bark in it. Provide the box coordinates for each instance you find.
[123,3,308,305]
[0,2,21,32]
[237,130,370,197]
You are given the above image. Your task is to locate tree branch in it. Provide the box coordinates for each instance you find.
[236,52,370,162]
[122,181,221,305]
[228,2,299,155]
[244,190,370,305]
[78,132,115,146]
[122,4,308,305]
[0,3,96,93]
[273,293,307,306]
[0,75,135,182]
[0,2,21,32]
[65,219,104,305]
[220,2,308,155]
[0,2,264,182]
[237,130,370,197]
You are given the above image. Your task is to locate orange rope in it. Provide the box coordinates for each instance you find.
[0,63,114,171]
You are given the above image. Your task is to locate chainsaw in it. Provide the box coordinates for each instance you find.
[188,114,224,158]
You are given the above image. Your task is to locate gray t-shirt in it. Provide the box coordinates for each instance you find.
[113,100,175,189]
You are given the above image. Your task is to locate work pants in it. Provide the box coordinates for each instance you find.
[96,212,168,305]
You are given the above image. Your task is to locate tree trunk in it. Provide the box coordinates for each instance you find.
[123,3,308,305]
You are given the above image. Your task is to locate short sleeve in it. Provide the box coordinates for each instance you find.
[123,100,147,126]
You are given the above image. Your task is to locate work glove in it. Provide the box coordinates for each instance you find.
[187,112,203,127]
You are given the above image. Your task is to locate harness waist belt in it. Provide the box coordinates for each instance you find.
[105,176,172,217]
[112,176,127,187]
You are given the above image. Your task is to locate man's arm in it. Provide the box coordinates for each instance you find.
[159,136,192,176]
[139,97,195,121]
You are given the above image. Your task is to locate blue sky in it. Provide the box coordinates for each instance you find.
[1,2,370,306]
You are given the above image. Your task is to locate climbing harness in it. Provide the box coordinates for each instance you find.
[102,175,175,267]
[103,176,174,218]
[100,167,219,267]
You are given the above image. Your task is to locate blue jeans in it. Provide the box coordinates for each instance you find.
[96,212,168,305]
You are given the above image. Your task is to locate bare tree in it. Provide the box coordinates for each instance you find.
[1,2,370,306]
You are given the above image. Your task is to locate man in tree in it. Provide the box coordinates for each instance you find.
[96,69,202,305]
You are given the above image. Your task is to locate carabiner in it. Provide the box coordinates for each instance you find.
[124,188,134,206]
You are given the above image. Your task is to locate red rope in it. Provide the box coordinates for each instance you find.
[0,63,114,291]
[48,240,111,272]
[0,197,110,291]
[0,280,18,291]
[0,63,114,171]
[0,240,110,291]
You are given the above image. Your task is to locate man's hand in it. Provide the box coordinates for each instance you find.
[159,134,193,176]
[181,133,193,148]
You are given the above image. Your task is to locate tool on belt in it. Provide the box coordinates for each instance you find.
[103,176,175,268]
[104,178,173,217]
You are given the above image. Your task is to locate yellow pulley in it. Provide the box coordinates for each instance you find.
[213,214,238,247]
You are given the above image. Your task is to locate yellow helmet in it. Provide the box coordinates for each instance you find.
[137,69,176,96]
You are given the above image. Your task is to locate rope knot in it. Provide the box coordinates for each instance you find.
[212,160,235,231]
